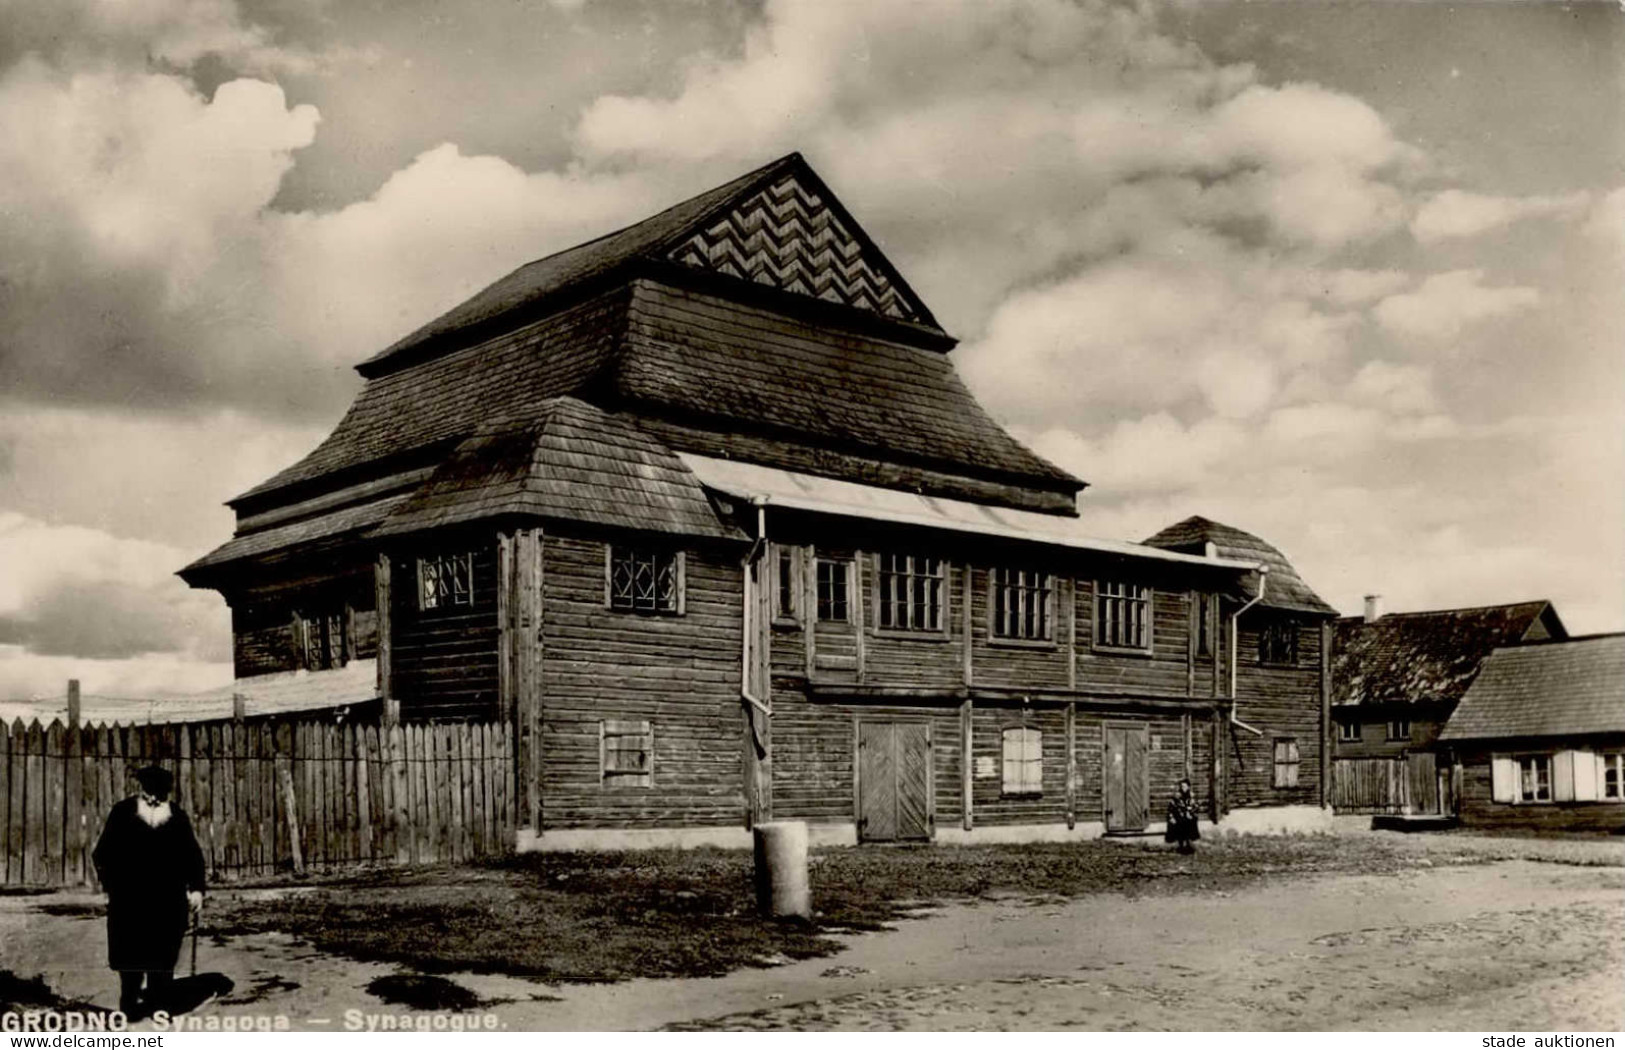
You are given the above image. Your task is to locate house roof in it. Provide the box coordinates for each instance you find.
[375,398,739,540]
[1141,516,1336,616]
[1331,601,1565,708]
[682,454,1260,572]
[1438,634,1625,741]
[359,152,944,377]
[228,155,1083,522]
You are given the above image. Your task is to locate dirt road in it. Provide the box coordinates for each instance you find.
[2,848,1620,1031]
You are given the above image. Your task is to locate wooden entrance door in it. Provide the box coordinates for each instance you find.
[1104,724,1149,831]
[857,721,932,842]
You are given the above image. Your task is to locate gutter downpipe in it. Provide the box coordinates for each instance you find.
[740,498,771,716]
[1228,566,1268,738]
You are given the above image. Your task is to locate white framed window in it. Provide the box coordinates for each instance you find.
[600,720,653,788]
[1001,727,1043,796]
[1259,620,1300,665]
[1273,738,1300,788]
[1604,753,1624,800]
[1387,719,1410,742]
[992,568,1053,642]
[876,553,945,632]
[1517,755,1552,803]
[420,551,474,611]
[816,556,851,623]
[606,546,683,614]
[1338,720,1360,743]
[1095,581,1151,652]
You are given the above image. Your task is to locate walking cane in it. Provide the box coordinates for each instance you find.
[189,904,199,977]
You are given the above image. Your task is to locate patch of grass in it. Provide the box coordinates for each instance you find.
[201,835,1480,985]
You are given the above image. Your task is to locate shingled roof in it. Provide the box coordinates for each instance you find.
[1438,634,1625,741]
[1142,516,1335,616]
[1332,601,1567,708]
[374,398,738,540]
[360,152,944,376]
[229,154,1083,521]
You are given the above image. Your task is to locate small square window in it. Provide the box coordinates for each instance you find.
[1517,755,1552,803]
[1095,581,1151,651]
[1338,721,1360,743]
[1259,620,1299,665]
[1002,727,1042,796]
[1273,738,1300,788]
[601,720,653,788]
[1386,719,1410,742]
[607,547,682,614]
[1599,753,1624,799]
[420,552,474,611]
[992,569,1053,641]
[816,557,851,622]
[877,553,945,632]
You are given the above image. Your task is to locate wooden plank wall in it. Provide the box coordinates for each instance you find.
[0,716,513,888]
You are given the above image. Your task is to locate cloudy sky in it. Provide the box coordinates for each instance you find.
[1,0,1620,701]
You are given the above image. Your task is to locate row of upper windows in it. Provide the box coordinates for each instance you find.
[1338,719,1412,743]
[409,544,1307,664]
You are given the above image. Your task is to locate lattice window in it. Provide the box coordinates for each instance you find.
[419,551,474,611]
[299,608,347,671]
[816,557,851,623]
[1259,620,1300,665]
[607,547,682,614]
[1095,581,1150,651]
[1605,754,1624,800]
[1386,719,1410,742]
[876,553,945,632]
[1273,738,1300,788]
[601,720,653,788]
[1338,720,1360,743]
[1002,727,1043,796]
[992,569,1052,642]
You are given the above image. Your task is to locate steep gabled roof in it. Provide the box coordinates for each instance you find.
[375,397,738,540]
[1332,601,1567,708]
[1142,516,1335,616]
[359,152,943,377]
[1438,633,1625,741]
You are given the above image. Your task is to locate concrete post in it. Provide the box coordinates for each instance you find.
[753,820,810,920]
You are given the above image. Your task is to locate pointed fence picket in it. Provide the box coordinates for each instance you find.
[0,715,513,887]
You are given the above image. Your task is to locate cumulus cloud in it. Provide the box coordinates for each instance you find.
[1411,188,1591,243]
[1373,269,1541,343]
[0,0,320,75]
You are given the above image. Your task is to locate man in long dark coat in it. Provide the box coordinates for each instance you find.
[92,765,206,1020]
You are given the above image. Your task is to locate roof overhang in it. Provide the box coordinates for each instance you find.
[679,454,1260,573]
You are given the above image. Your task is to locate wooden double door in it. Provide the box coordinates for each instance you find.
[857,721,933,842]
[1104,724,1150,832]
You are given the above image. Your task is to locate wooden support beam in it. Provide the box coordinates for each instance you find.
[803,545,817,676]
[1186,591,1197,698]
[1211,708,1225,820]
[375,552,396,726]
[67,680,80,728]
[496,532,515,725]
[961,563,974,687]
[1065,700,1077,830]
[1065,577,1077,690]
[512,528,543,834]
[1321,619,1333,809]
[853,550,867,684]
[960,699,973,831]
[232,693,246,722]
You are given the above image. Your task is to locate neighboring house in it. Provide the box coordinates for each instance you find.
[1437,634,1625,833]
[180,153,1335,849]
[1332,600,1568,758]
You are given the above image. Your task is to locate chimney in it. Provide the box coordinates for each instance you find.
[1363,594,1383,623]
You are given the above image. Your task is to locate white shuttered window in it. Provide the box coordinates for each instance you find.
[1001,727,1043,795]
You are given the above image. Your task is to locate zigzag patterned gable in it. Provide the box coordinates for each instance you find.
[665,173,925,324]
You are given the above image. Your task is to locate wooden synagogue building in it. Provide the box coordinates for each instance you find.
[181,154,1338,849]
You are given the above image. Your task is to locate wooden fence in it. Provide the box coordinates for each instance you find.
[0,716,515,888]
[1331,753,1455,815]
